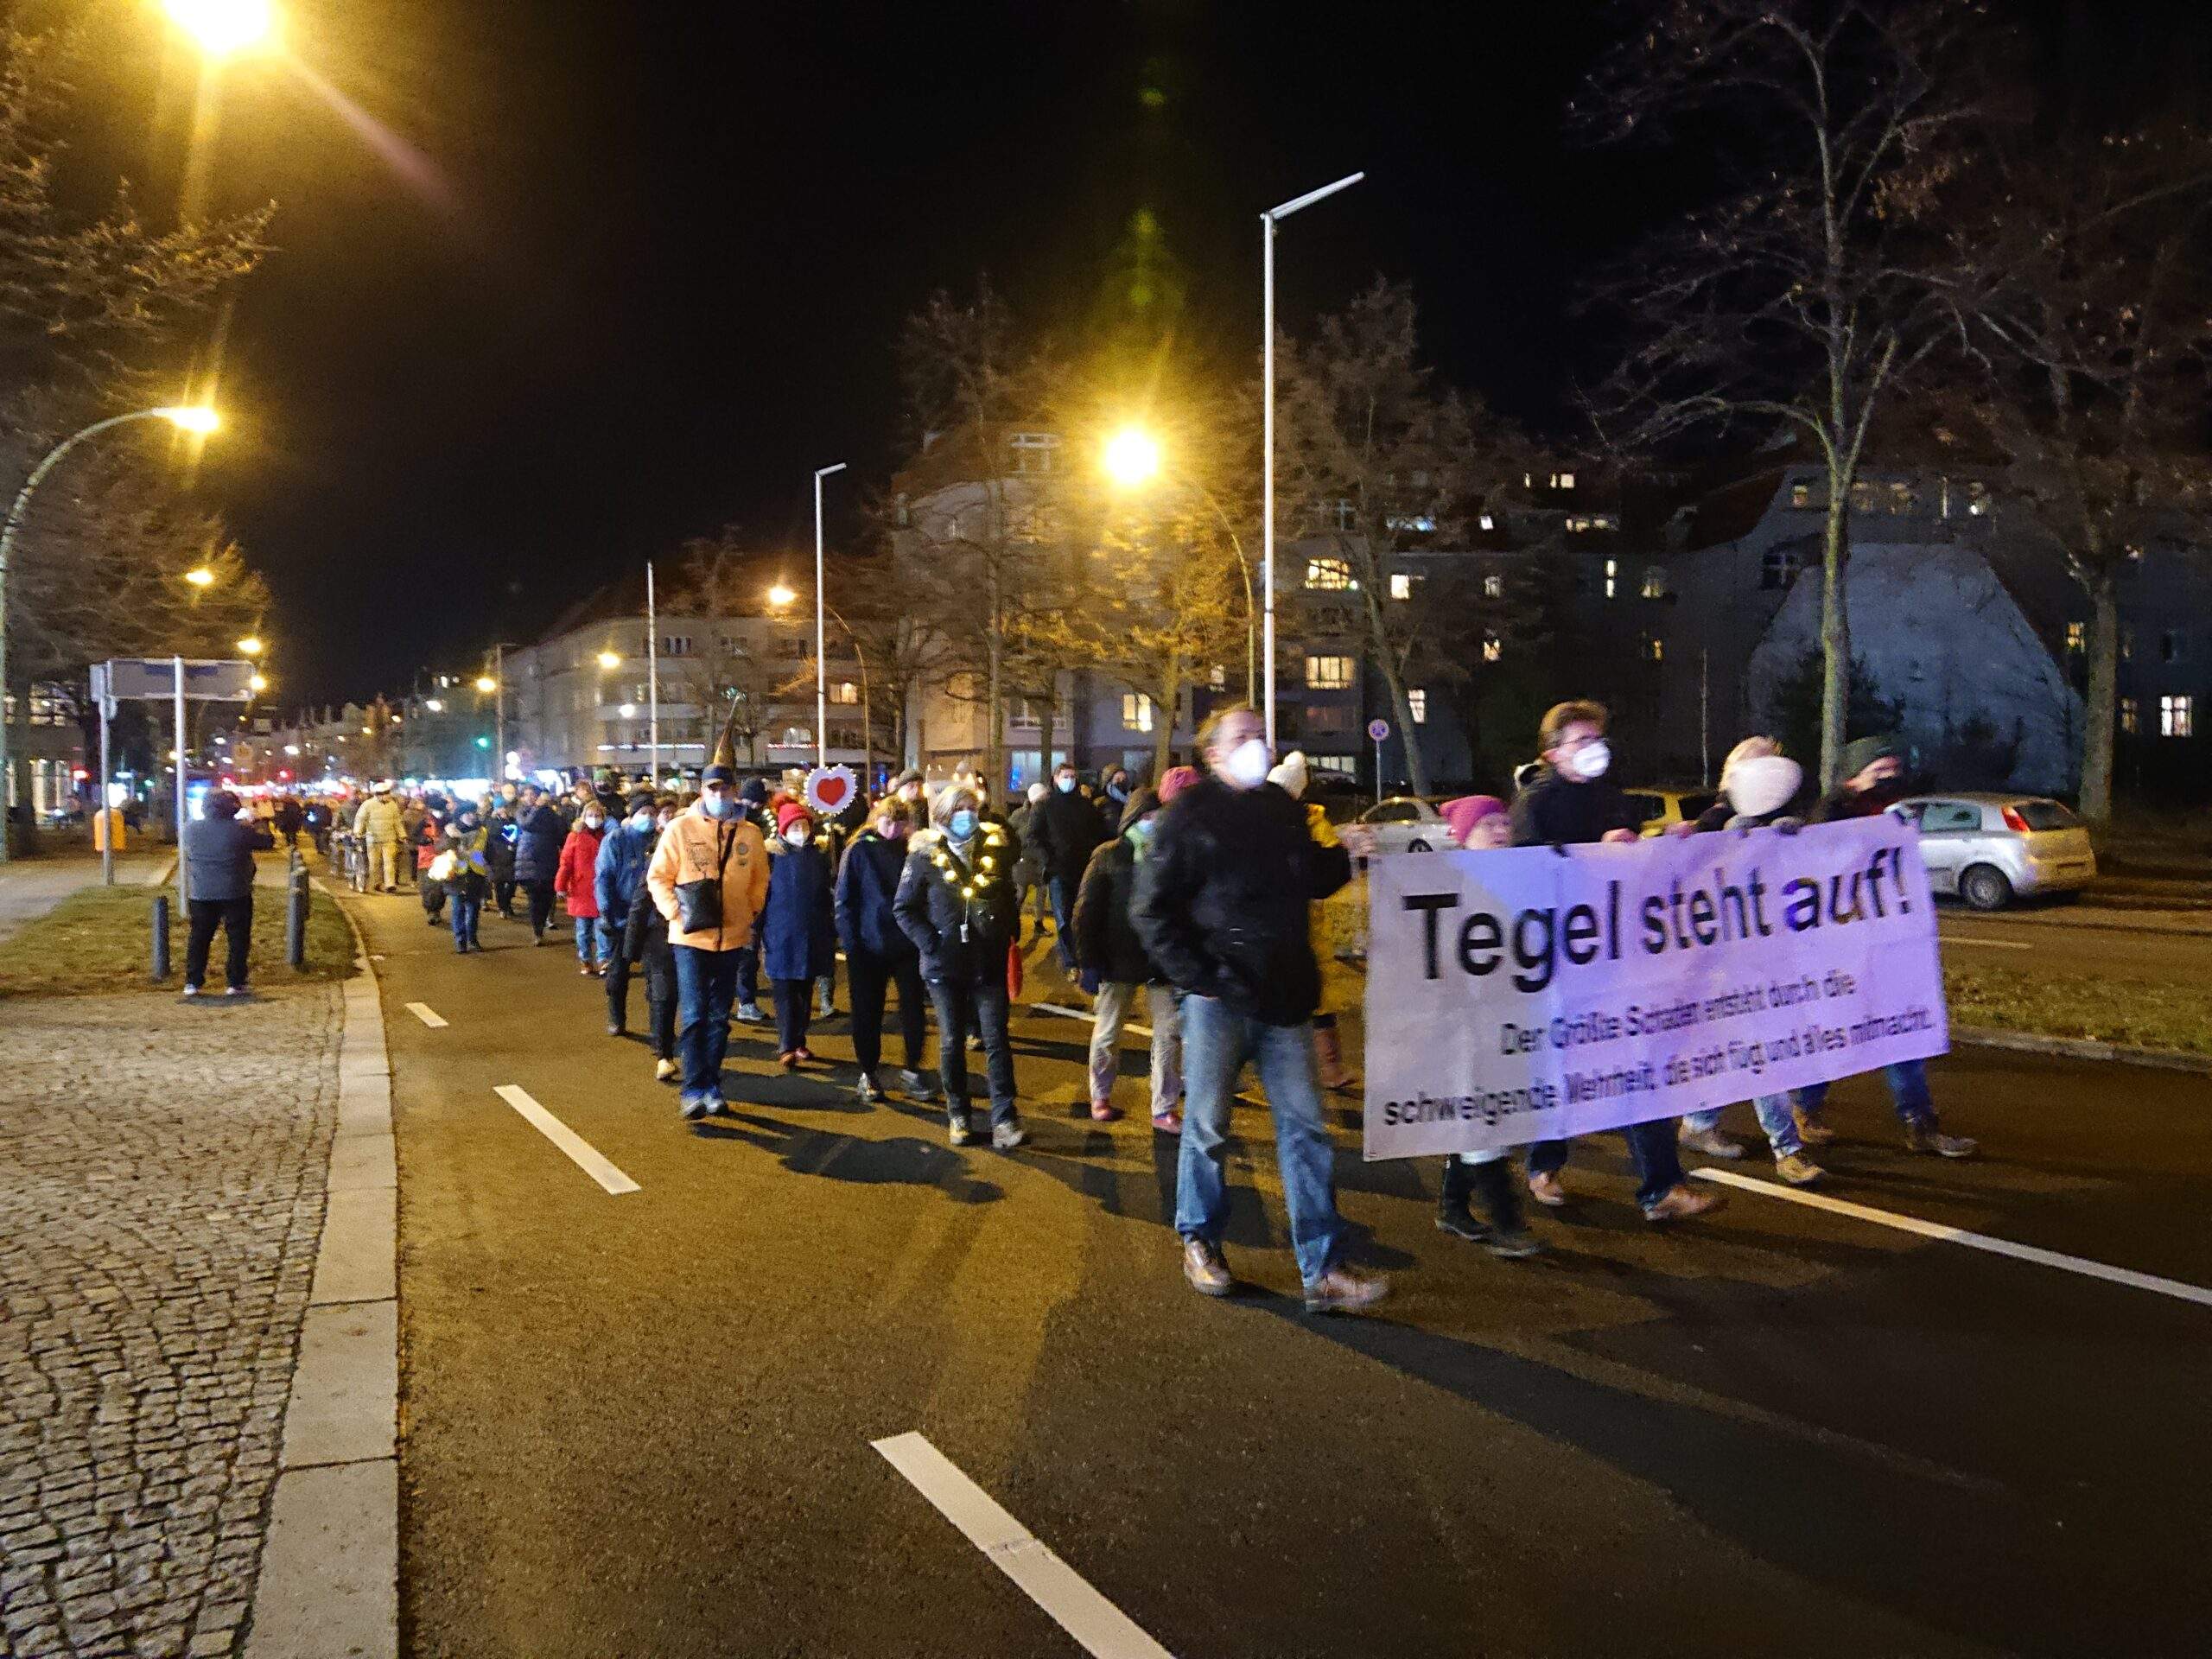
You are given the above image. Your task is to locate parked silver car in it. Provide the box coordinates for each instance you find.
[1356,796,1450,854]
[1898,792,2097,910]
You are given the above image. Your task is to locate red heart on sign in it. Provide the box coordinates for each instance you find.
[814,773,849,809]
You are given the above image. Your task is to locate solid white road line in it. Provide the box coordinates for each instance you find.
[1033,1002,1152,1039]
[492,1085,639,1196]
[872,1432,1173,1659]
[1937,934,2033,951]
[404,1002,448,1028]
[1691,1167,2212,1309]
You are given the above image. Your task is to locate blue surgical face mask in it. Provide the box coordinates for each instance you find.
[701,793,732,819]
[949,810,977,838]
[1128,817,1154,845]
[1055,776,1075,792]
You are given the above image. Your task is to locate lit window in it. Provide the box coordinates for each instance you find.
[1567,514,1620,533]
[2122,629,2134,661]
[2065,622,2086,652]
[1305,557,1354,591]
[1478,513,1496,531]
[2120,697,2139,735]
[2161,695,2195,738]
[1008,431,1061,474]
[1483,574,1504,599]
[1389,573,1414,601]
[2126,543,2145,563]
[1790,481,1821,511]
[1482,633,1502,664]
[1385,514,1437,533]
[1408,689,1427,724]
[661,635,692,658]
[1551,472,1575,490]
[1964,480,1993,518]
[1208,664,1226,690]
[830,682,860,706]
[1641,565,1671,600]
[1762,546,1800,590]
[1604,557,1618,601]
[1122,693,1154,733]
[1642,634,1664,663]
[1305,655,1355,690]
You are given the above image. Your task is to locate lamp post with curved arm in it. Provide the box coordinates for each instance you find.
[0,407,221,861]
[1100,426,1257,703]
[767,582,873,784]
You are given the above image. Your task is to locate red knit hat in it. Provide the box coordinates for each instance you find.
[775,801,813,837]
[1158,765,1200,804]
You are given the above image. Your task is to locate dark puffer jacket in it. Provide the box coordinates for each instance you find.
[835,828,917,963]
[892,821,1018,984]
[513,803,567,883]
[1130,775,1350,1026]
[1071,790,1163,986]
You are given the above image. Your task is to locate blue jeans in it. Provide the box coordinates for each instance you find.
[1047,875,1079,973]
[1528,1118,1687,1211]
[1176,995,1342,1287]
[925,977,1017,1125]
[448,890,481,950]
[1793,1059,1934,1128]
[598,912,626,963]
[573,916,601,965]
[673,945,740,1102]
[1684,1096,1801,1159]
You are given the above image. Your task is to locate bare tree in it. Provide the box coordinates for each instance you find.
[1946,116,2212,819]
[1578,0,2000,783]
[658,529,802,766]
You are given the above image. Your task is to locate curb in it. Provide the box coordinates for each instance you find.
[245,891,398,1659]
[1953,1024,2212,1076]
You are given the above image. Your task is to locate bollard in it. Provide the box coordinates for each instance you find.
[151,894,171,981]
[286,868,308,970]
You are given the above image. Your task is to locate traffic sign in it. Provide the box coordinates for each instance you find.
[92,658,256,707]
[1367,718,1391,743]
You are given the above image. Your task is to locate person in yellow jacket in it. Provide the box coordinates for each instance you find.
[1268,752,1358,1092]
[645,748,770,1121]
[353,781,404,893]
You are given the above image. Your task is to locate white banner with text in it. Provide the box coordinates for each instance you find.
[1363,818,1949,1160]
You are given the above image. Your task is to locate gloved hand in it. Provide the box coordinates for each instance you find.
[1077,968,1101,996]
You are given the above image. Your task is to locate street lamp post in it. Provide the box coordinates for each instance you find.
[813,462,848,772]
[768,583,873,787]
[1262,171,1363,750]
[1101,427,1258,703]
[0,406,220,861]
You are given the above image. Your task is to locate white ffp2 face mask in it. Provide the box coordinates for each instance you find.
[1568,740,1611,782]
[1225,738,1272,789]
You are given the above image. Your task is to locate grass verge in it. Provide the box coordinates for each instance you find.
[0,882,355,997]
[1944,963,2212,1056]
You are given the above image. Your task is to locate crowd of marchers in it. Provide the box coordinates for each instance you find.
[184,695,1978,1317]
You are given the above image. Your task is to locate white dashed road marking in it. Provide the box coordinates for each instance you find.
[1937,934,2033,950]
[493,1085,639,1195]
[1032,1002,1151,1039]
[1693,1167,2212,1308]
[873,1432,1173,1659]
[404,1002,448,1028]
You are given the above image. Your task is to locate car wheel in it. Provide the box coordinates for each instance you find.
[1407,837,1432,853]
[1960,864,2012,912]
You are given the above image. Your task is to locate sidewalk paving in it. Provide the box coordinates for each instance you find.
[0,981,343,1658]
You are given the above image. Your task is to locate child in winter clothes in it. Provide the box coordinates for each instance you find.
[760,801,836,1065]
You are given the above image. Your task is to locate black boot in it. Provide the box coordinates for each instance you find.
[1435,1155,1489,1243]
[1468,1157,1543,1258]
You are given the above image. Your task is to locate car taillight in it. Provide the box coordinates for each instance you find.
[2000,805,2031,835]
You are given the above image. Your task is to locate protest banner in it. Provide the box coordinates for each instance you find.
[1363,817,1948,1160]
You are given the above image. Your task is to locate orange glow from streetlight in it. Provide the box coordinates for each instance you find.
[474,675,497,694]
[162,0,277,59]
[184,567,216,588]
[766,583,798,609]
[1102,425,1162,488]
[596,650,620,670]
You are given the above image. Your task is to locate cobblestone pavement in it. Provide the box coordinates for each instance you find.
[1,985,340,1659]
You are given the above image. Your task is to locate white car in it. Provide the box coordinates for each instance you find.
[1898,792,2097,910]
[1356,796,1450,855]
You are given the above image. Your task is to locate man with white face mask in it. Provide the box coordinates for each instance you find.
[1132,706,1389,1315]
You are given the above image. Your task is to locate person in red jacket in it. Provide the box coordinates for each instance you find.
[555,802,607,976]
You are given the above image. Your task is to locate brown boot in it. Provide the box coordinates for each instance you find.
[1313,1023,1358,1093]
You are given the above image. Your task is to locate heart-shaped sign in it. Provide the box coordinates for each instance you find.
[805,765,856,816]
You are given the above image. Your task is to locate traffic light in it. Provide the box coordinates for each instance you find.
[474,735,492,750]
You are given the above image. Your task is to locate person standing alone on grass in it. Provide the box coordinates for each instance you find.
[181,790,257,998]
[761,801,836,1068]
[647,746,770,1122]
[556,800,607,975]
[1130,705,1388,1315]
[1071,786,1183,1131]
[835,797,935,1105]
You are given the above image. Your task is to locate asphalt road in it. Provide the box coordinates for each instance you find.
[1936,901,2212,981]
[353,890,2212,1659]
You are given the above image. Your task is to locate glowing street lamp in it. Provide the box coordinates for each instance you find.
[236,635,264,656]
[162,0,278,58]
[184,567,217,588]
[1099,425,1257,702]
[248,672,268,693]
[766,583,798,609]
[1102,426,1162,488]
[596,650,620,670]
[474,675,497,695]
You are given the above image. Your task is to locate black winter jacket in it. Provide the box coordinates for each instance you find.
[1508,765,1641,848]
[835,830,917,963]
[513,804,566,883]
[1071,792,1162,985]
[893,823,1018,984]
[1130,777,1349,1026]
[1027,788,1109,885]
[182,816,257,903]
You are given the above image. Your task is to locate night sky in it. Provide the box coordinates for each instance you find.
[77,1,2208,704]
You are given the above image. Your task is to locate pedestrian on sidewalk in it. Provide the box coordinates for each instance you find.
[556,802,607,975]
[273,794,303,851]
[1670,741,1828,1185]
[1130,705,1389,1315]
[761,800,836,1067]
[353,780,404,893]
[513,785,566,945]
[1793,734,1978,1159]
[622,798,683,1083]
[181,789,257,998]
[835,798,934,1103]
[435,806,491,954]
[1028,760,1108,977]
[1071,786,1183,1130]
[1510,700,1722,1224]
[893,783,1026,1149]
[1430,794,1543,1257]
[647,740,770,1121]
[595,790,657,1034]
